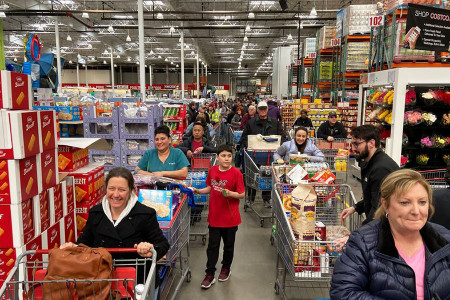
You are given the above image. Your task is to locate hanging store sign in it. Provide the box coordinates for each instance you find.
[331,38,341,47]
[369,15,384,27]
[405,4,450,52]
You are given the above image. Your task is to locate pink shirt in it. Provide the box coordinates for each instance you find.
[397,243,425,300]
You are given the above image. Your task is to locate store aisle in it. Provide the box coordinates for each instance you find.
[174,169,363,300]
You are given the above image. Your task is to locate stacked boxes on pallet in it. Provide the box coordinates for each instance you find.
[162,104,187,147]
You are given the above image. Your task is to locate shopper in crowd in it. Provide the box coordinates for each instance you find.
[240,105,256,130]
[135,125,189,179]
[231,106,245,130]
[187,101,198,124]
[340,125,399,225]
[239,101,285,208]
[274,127,324,162]
[316,111,346,142]
[198,105,211,124]
[61,167,170,283]
[206,104,220,125]
[293,109,313,128]
[194,144,245,289]
[267,100,282,123]
[430,161,450,229]
[226,106,236,124]
[331,169,450,300]
[184,116,215,140]
[218,101,227,121]
[178,121,217,159]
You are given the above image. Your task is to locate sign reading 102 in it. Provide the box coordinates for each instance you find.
[369,15,384,27]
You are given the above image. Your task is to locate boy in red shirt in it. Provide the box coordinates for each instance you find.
[193,144,245,289]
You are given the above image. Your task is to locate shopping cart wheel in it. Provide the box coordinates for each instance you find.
[260,219,264,227]
[274,282,280,295]
[186,270,192,283]
[270,236,274,245]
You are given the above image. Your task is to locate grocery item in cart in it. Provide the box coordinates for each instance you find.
[311,169,336,184]
[289,153,310,165]
[138,189,173,221]
[290,184,317,241]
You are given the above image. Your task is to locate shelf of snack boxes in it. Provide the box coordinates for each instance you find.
[162,104,188,147]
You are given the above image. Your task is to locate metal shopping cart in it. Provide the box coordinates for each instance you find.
[313,138,349,152]
[272,183,362,300]
[313,138,350,184]
[0,248,157,300]
[190,153,216,172]
[243,149,275,227]
[418,169,449,190]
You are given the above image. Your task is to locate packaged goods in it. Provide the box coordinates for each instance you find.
[38,111,58,151]
[33,190,51,233]
[318,26,336,49]
[57,146,89,172]
[37,148,58,192]
[311,169,336,184]
[290,184,317,240]
[0,71,33,110]
[138,190,173,221]
[0,198,35,247]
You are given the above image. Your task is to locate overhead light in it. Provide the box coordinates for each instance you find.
[114,64,117,67]
[245,25,251,32]
[82,12,89,18]
[242,44,246,50]
[126,35,131,42]
[116,55,120,58]
[107,25,114,33]
[199,58,202,62]
[69,60,72,64]
[13,57,17,62]
[103,60,106,64]
[287,34,293,41]
[241,50,244,55]
[191,51,195,55]
[310,7,317,18]
[103,49,108,55]
[158,55,162,59]
[137,61,139,65]
[88,44,93,49]
[176,64,179,67]
[127,57,131,61]
[0,12,6,18]
[164,58,168,62]
[145,65,147,68]
[169,26,175,33]
[254,73,257,76]
[243,36,248,42]
[300,22,304,29]
[170,61,174,65]
[157,13,163,19]
[150,49,154,55]
[67,34,72,41]
[185,44,190,49]
[82,64,85,67]
[248,12,255,19]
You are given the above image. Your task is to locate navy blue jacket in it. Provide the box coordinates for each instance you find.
[331,218,450,300]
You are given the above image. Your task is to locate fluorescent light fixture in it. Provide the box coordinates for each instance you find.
[137,61,139,64]
[114,64,117,67]
[300,22,304,29]
[164,58,168,61]
[117,55,120,58]
[310,7,317,18]
[287,34,293,41]
[248,12,255,19]
[150,49,154,55]
[169,26,175,33]
[0,12,5,18]
[170,61,174,65]
[126,35,131,42]
[103,60,107,64]
[13,57,17,62]
[67,34,72,41]
[103,49,108,55]
[88,44,93,49]
[243,36,248,42]
[157,13,163,19]
[245,25,251,32]
[82,12,89,18]
[176,64,179,67]
[241,50,244,55]
[127,57,131,61]
[69,60,72,64]
[158,55,162,59]
[107,25,114,33]
[254,73,257,76]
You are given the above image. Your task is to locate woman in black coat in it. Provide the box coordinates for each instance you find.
[61,167,170,262]
[331,169,450,299]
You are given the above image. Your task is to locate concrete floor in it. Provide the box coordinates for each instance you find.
[172,165,363,300]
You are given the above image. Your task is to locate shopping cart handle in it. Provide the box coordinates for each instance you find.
[34,248,140,255]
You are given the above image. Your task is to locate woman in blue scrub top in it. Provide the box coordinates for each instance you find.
[135,125,190,179]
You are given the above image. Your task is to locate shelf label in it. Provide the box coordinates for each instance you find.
[369,15,384,27]
[331,38,341,47]
[286,65,291,70]
[294,60,302,66]
[307,52,316,59]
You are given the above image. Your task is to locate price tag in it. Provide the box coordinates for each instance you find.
[307,52,316,59]
[331,38,341,47]
[286,65,291,70]
[369,15,384,27]
[295,60,302,66]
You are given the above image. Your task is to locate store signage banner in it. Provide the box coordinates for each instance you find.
[405,4,450,52]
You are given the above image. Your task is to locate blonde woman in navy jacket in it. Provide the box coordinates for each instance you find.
[273,127,324,162]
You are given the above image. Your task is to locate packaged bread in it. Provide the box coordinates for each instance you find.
[290,184,317,240]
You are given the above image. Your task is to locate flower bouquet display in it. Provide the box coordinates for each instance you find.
[422,90,444,106]
[420,136,432,148]
[405,89,416,105]
[404,111,423,126]
[422,112,437,125]
[432,135,447,148]
[416,154,429,165]
[400,155,409,167]
[444,154,449,165]
[441,113,450,126]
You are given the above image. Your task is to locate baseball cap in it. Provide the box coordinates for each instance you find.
[257,101,268,109]
[328,111,337,117]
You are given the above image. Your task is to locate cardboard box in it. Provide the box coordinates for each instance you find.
[0,198,35,248]
[0,155,40,205]
[37,148,58,192]
[33,190,51,234]
[0,110,41,160]
[24,235,43,281]
[70,163,103,205]
[42,222,61,250]
[62,213,76,244]
[50,184,63,224]
[57,145,89,172]
[0,71,33,110]
[75,212,89,237]
[38,110,57,151]
[0,247,18,281]
[62,176,75,215]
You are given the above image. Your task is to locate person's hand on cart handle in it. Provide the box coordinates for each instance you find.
[187,150,193,159]
[60,242,78,249]
[134,242,154,258]
[327,136,334,142]
[340,206,356,223]
[276,159,284,164]
[334,236,349,251]
[194,147,204,153]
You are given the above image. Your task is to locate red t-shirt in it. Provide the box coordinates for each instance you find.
[206,165,245,227]
[192,140,203,152]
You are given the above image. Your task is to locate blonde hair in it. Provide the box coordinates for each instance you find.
[374,169,434,219]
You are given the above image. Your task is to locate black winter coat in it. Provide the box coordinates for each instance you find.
[187,107,197,124]
[178,136,217,155]
[331,218,450,300]
[316,121,346,140]
[430,188,450,230]
[293,117,313,128]
[239,116,286,148]
[77,201,170,261]
[355,149,399,224]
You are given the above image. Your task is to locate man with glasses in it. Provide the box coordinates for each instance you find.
[317,111,346,142]
[340,125,399,225]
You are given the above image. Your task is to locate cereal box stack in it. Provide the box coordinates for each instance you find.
[0,70,76,284]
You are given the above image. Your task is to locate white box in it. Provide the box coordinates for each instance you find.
[0,71,33,110]
[0,198,36,248]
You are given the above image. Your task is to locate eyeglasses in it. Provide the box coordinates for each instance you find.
[329,115,337,119]
[351,141,366,147]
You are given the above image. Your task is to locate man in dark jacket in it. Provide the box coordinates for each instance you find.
[430,162,450,229]
[267,100,282,123]
[187,101,198,124]
[340,125,399,225]
[178,122,217,158]
[293,109,313,128]
[316,111,346,141]
[239,101,285,207]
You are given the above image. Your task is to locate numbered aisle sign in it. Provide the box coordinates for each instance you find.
[331,38,341,47]
[369,15,384,27]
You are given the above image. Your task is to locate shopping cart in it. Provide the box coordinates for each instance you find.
[243,149,275,227]
[0,248,157,300]
[233,130,243,146]
[190,153,216,172]
[418,169,449,190]
[272,183,362,300]
[313,138,349,152]
[321,149,350,184]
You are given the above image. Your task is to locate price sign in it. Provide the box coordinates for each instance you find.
[331,38,341,47]
[307,52,316,59]
[294,60,302,66]
[369,15,384,27]
[286,65,291,70]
